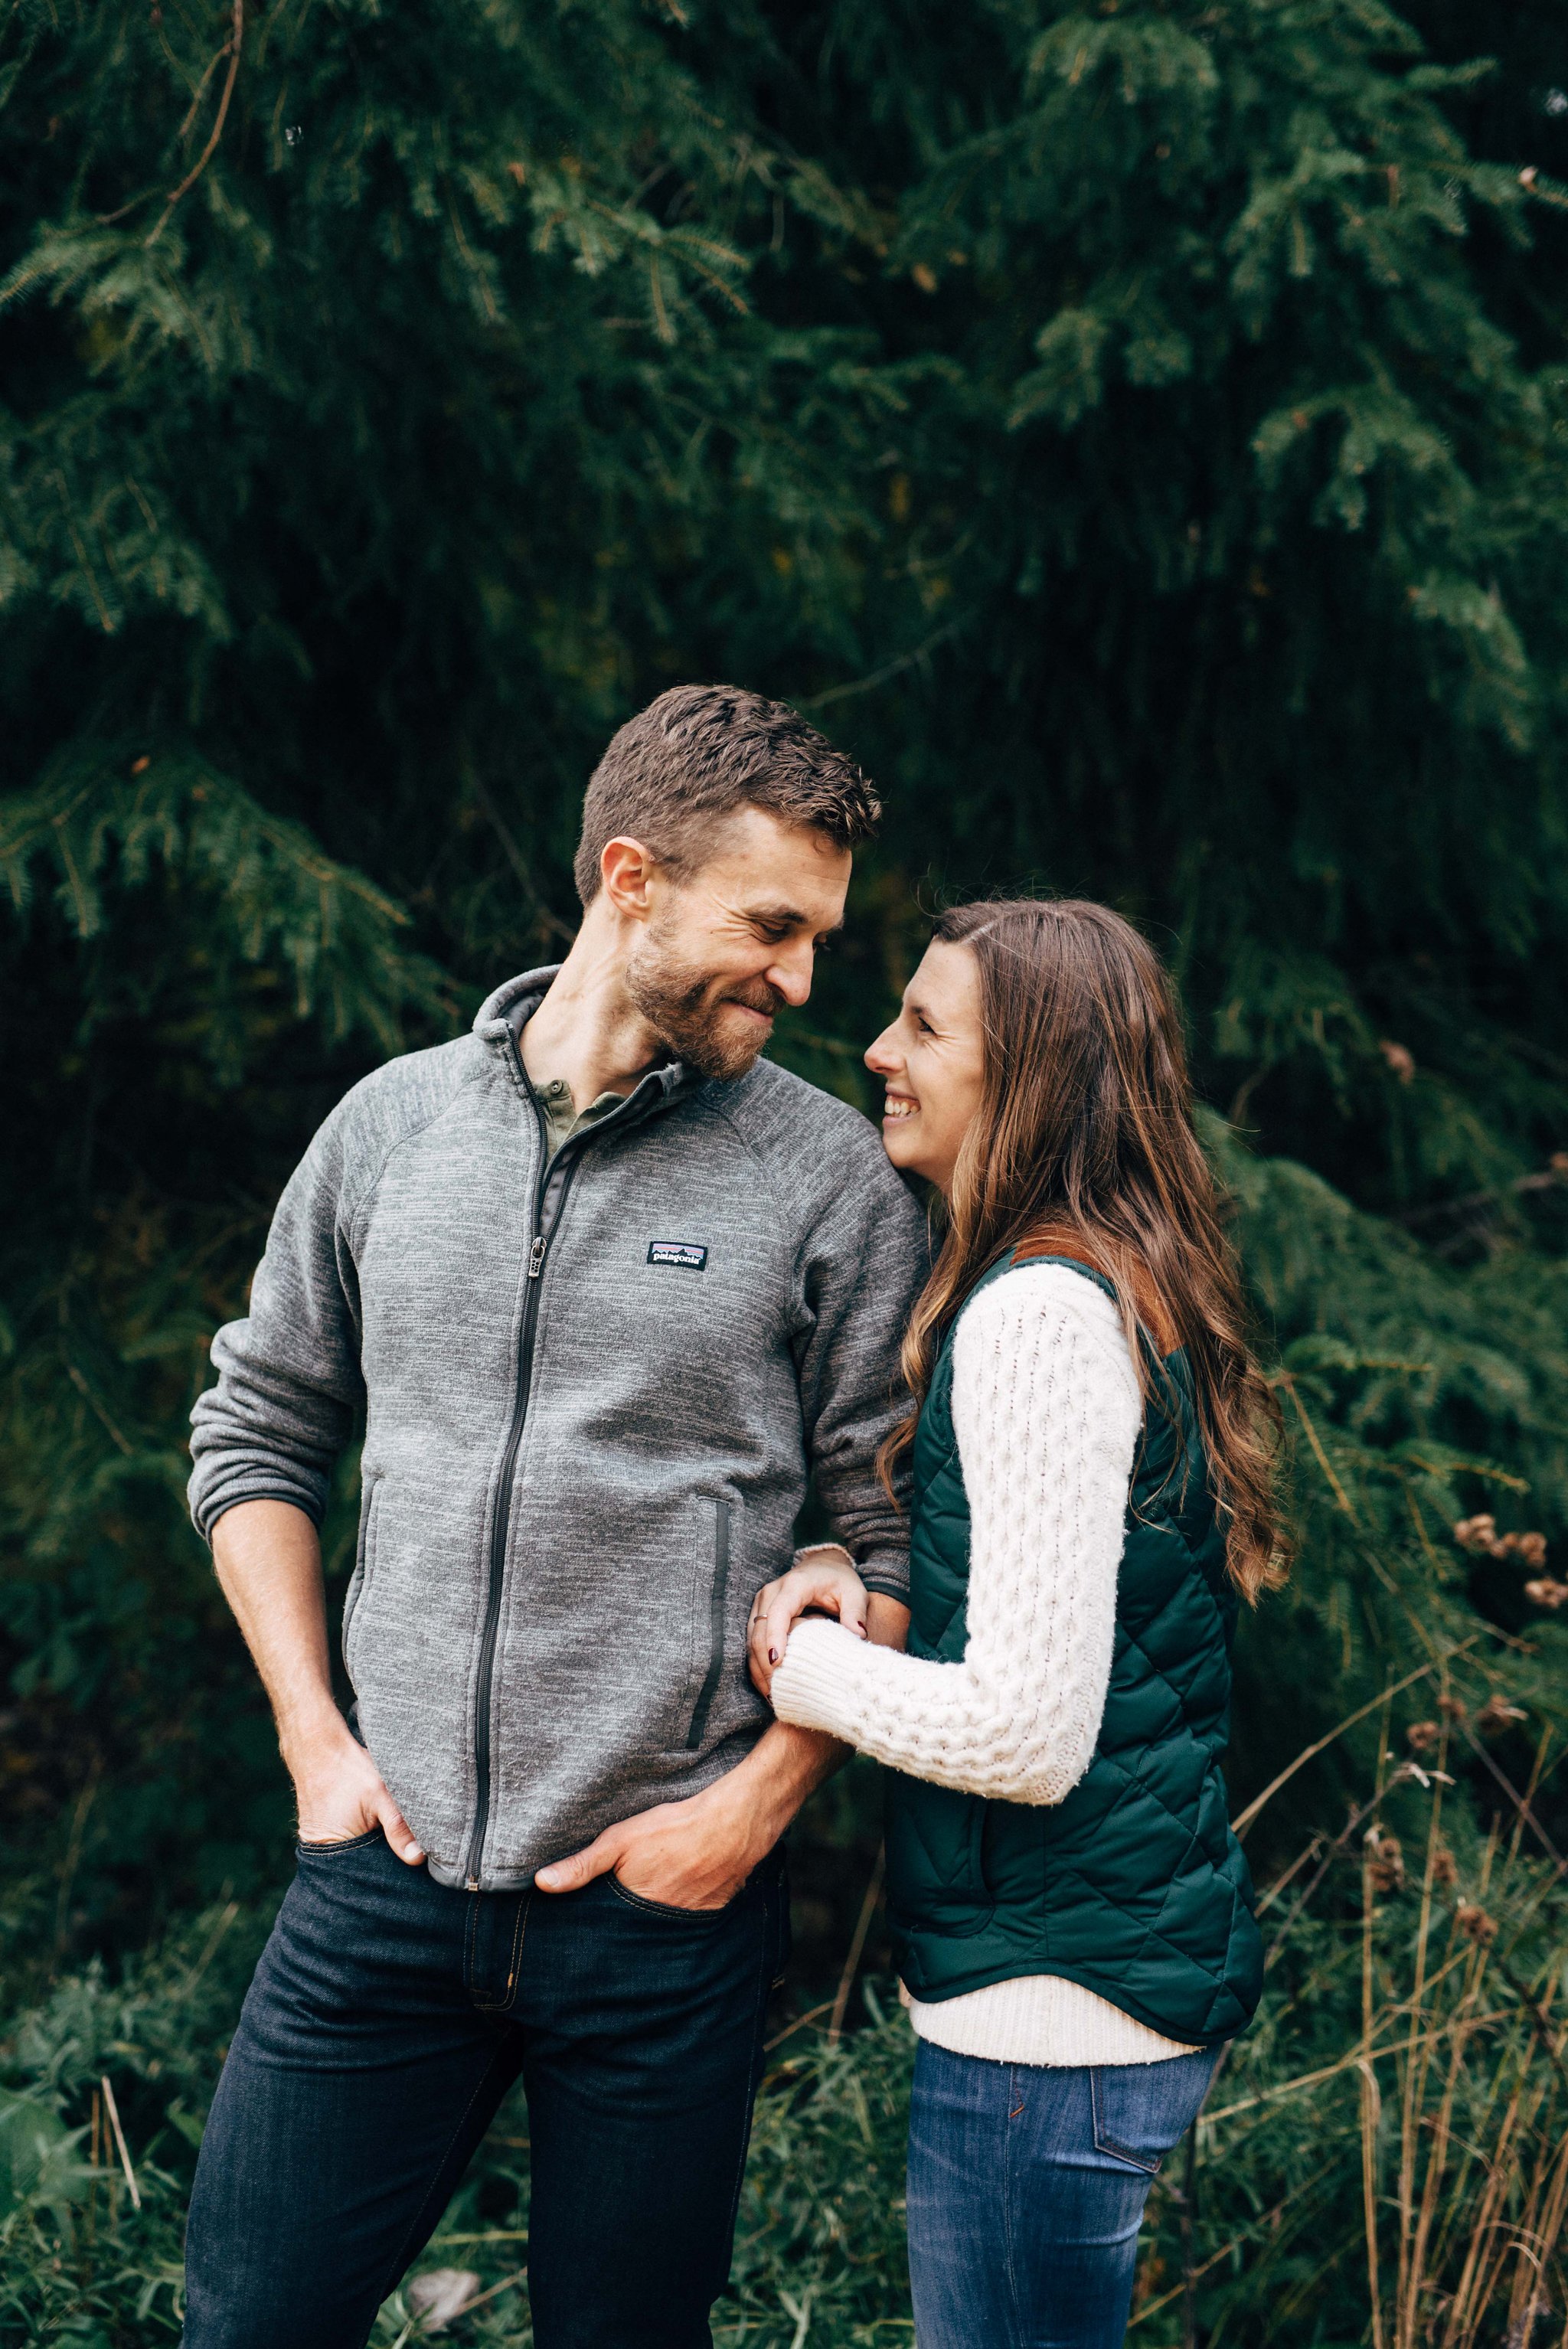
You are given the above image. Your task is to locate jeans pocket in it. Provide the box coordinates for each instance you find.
[296,1828,385,1857]
[1090,2047,1223,2175]
[606,1872,740,1924]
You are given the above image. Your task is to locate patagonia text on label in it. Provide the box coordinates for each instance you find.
[647,1240,707,1271]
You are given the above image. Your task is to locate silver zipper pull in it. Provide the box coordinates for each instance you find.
[528,1237,547,1279]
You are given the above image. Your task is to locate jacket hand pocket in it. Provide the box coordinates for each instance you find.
[677,1495,739,1752]
[341,1473,383,1675]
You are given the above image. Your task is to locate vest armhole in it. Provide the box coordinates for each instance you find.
[1011,1233,1180,1357]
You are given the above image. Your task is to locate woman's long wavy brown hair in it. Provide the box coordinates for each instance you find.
[883,897,1289,1602]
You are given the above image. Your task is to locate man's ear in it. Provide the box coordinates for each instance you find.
[599,835,659,921]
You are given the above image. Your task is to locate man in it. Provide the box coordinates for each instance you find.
[182,684,926,2349]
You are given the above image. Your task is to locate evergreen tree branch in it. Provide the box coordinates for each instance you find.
[145,0,245,251]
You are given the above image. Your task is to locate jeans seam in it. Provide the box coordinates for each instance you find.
[462,1882,481,2003]
[364,2036,517,2344]
[717,1872,776,2256]
[473,1893,529,2015]
[1003,2063,1021,2345]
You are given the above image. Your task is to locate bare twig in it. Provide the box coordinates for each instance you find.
[1264,1785,1394,1970]
[798,612,975,712]
[1204,2008,1524,2128]
[178,1898,240,1999]
[466,766,575,945]
[1233,1650,1478,1839]
[1361,1700,1393,2349]
[54,1756,103,1962]
[763,1998,836,2053]
[1395,1161,1568,1228]
[100,2076,142,2210]
[1459,1726,1566,1880]
[146,0,245,249]
[62,1359,135,1456]
[828,1846,884,2047]
[1128,2172,1326,2328]
[1180,2122,1199,2349]
[1256,1831,1327,1916]
[1276,1373,1360,1520]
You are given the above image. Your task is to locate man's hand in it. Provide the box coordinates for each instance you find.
[289,1717,426,1865]
[537,1589,911,1910]
[536,1780,761,1912]
[536,1720,840,1911]
[213,1497,426,1867]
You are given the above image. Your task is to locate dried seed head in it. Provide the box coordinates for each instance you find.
[1474,1695,1527,1739]
[1367,1829,1406,1896]
[1406,1720,1442,1756]
[1455,1903,1496,1945]
[1455,1517,1549,1570]
[1438,1695,1468,1720]
[1431,1845,1458,1889]
[1524,1577,1568,1610]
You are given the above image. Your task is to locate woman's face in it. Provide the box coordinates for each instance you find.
[865,940,987,1195]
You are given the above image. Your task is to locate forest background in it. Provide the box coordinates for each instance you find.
[2,0,1568,2342]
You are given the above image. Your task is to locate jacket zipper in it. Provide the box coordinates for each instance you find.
[685,1498,733,1752]
[462,1059,662,1889]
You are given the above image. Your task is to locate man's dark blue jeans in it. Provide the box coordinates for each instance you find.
[181,1829,789,2349]
[906,2037,1223,2349]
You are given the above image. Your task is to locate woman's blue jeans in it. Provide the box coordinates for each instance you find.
[906,2037,1223,2349]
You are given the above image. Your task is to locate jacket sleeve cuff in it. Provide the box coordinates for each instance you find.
[770,1617,872,1744]
[854,1547,910,1604]
[189,1472,329,1549]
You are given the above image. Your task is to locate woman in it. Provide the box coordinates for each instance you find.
[749,898,1285,2349]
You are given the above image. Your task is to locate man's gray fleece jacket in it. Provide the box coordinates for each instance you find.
[188,968,927,1892]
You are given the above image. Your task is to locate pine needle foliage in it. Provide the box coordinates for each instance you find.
[1,2,1566,2337]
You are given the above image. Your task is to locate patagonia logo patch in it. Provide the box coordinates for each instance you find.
[648,1240,707,1271]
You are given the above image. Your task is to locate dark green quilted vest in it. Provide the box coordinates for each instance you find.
[885,1252,1263,2049]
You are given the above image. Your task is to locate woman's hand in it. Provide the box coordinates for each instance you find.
[748,1547,870,1700]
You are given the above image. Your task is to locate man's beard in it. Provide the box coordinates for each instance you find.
[626,926,785,1081]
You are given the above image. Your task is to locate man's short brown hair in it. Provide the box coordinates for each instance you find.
[573,683,880,906]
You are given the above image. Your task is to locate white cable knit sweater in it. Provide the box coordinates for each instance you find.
[770,1263,1199,2067]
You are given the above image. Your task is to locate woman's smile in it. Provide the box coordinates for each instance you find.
[865,939,988,1193]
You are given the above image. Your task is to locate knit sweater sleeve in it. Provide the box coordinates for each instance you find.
[769,1265,1142,1804]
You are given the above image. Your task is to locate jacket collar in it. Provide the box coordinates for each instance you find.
[472,965,701,1113]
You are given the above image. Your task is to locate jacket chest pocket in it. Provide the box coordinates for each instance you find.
[675,1495,739,1753]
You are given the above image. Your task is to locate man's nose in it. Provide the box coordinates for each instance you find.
[766,941,815,1009]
